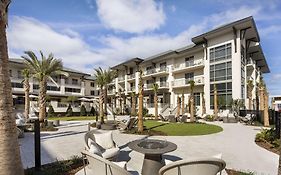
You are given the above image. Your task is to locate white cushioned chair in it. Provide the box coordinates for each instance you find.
[81,151,131,175]
[84,130,120,160]
[159,158,226,175]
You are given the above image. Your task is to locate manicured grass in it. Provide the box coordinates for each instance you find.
[48,116,96,121]
[144,120,223,136]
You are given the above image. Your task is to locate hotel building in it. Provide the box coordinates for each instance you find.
[9,16,270,116]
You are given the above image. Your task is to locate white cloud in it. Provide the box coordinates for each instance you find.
[170,5,176,12]
[260,25,281,37]
[95,0,166,33]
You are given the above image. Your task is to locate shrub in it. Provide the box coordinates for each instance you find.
[90,106,96,116]
[80,105,87,116]
[47,105,55,117]
[143,107,148,117]
[255,128,279,147]
[205,115,215,121]
[66,104,73,117]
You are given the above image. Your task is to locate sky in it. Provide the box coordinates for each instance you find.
[7,0,281,96]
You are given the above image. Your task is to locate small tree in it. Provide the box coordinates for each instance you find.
[80,105,87,116]
[90,106,96,116]
[47,105,55,117]
[66,104,73,117]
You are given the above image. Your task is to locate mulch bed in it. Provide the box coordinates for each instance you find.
[255,141,279,155]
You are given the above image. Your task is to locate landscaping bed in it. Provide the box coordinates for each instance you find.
[255,128,280,155]
[25,156,83,175]
[48,116,96,121]
[226,169,254,175]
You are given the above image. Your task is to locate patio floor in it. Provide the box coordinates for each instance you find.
[19,120,278,174]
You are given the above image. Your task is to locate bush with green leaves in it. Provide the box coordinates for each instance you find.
[80,105,87,116]
[143,107,149,117]
[47,105,55,117]
[204,115,215,121]
[66,104,73,117]
[90,106,96,116]
[255,128,280,148]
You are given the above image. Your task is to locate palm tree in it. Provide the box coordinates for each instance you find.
[152,83,159,120]
[104,69,116,116]
[213,84,218,120]
[22,69,30,119]
[176,96,181,117]
[94,67,106,123]
[247,80,254,110]
[131,92,136,117]
[258,78,269,127]
[23,51,67,123]
[137,70,144,132]
[181,91,185,116]
[189,80,195,122]
[202,92,206,116]
[0,0,24,174]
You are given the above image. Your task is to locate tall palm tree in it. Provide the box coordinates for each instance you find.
[131,92,136,117]
[189,80,195,122]
[247,80,254,110]
[0,0,24,174]
[181,91,185,116]
[152,83,159,120]
[104,69,116,116]
[94,67,106,123]
[23,51,67,122]
[202,92,206,116]
[137,70,144,132]
[258,78,269,127]
[22,69,30,119]
[176,96,181,117]
[213,84,218,120]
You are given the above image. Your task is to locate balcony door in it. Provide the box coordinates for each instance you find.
[185,56,194,67]
[160,77,167,87]
[159,62,167,71]
[185,72,194,84]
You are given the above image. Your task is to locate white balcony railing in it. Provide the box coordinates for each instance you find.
[159,82,169,88]
[173,59,204,71]
[118,76,125,81]
[144,83,154,89]
[144,67,169,76]
[172,76,204,87]
[127,73,135,80]
[108,89,116,95]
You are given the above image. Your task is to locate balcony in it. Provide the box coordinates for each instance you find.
[159,82,169,88]
[118,76,125,82]
[172,59,204,74]
[108,89,116,95]
[127,73,135,81]
[172,76,204,88]
[128,86,136,92]
[143,67,169,78]
[144,83,154,90]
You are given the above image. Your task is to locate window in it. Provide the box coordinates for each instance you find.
[33,84,39,89]
[185,72,194,84]
[47,86,60,91]
[72,79,78,85]
[210,43,231,63]
[17,71,23,79]
[159,62,166,71]
[11,82,23,88]
[185,56,194,67]
[90,82,95,87]
[210,62,232,82]
[194,93,200,106]
[278,104,281,109]
[9,70,12,77]
[65,87,80,93]
[160,77,167,87]
[210,83,232,109]
[91,91,95,96]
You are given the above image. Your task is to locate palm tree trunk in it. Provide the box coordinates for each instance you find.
[181,93,185,116]
[214,85,218,120]
[176,96,180,117]
[99,90,104,123]
[248,94,252,110]
[190,94,195,122]
[132,95,136,117]
[138,92,144,132]
[154,93,158,120]
[264,90,269,127]
[104,85,108,116]
[202,93,206,115]
[39,78,47,123]
[0,2,24,172]
[24,80,30,119]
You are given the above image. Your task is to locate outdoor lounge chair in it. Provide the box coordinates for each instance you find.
[159,158,226,175]
[84,130,120,160]
[81,151,131,175]
[117,117,137,131]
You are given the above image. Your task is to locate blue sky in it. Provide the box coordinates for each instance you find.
[7,0,281,96]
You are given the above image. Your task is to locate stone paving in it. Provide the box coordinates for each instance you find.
[19,120,278,174]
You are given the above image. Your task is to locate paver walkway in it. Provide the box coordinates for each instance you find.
[19,120,278,174]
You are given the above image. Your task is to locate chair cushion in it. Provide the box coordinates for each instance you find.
[113,161,127,169]
[94,131,115,149]
[89,142,102,156]
[102,147,120,159]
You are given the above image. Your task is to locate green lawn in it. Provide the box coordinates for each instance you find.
[48,116,96,121]
[144,120,223,136]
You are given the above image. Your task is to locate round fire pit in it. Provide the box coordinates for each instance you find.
[129,139,177,175]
